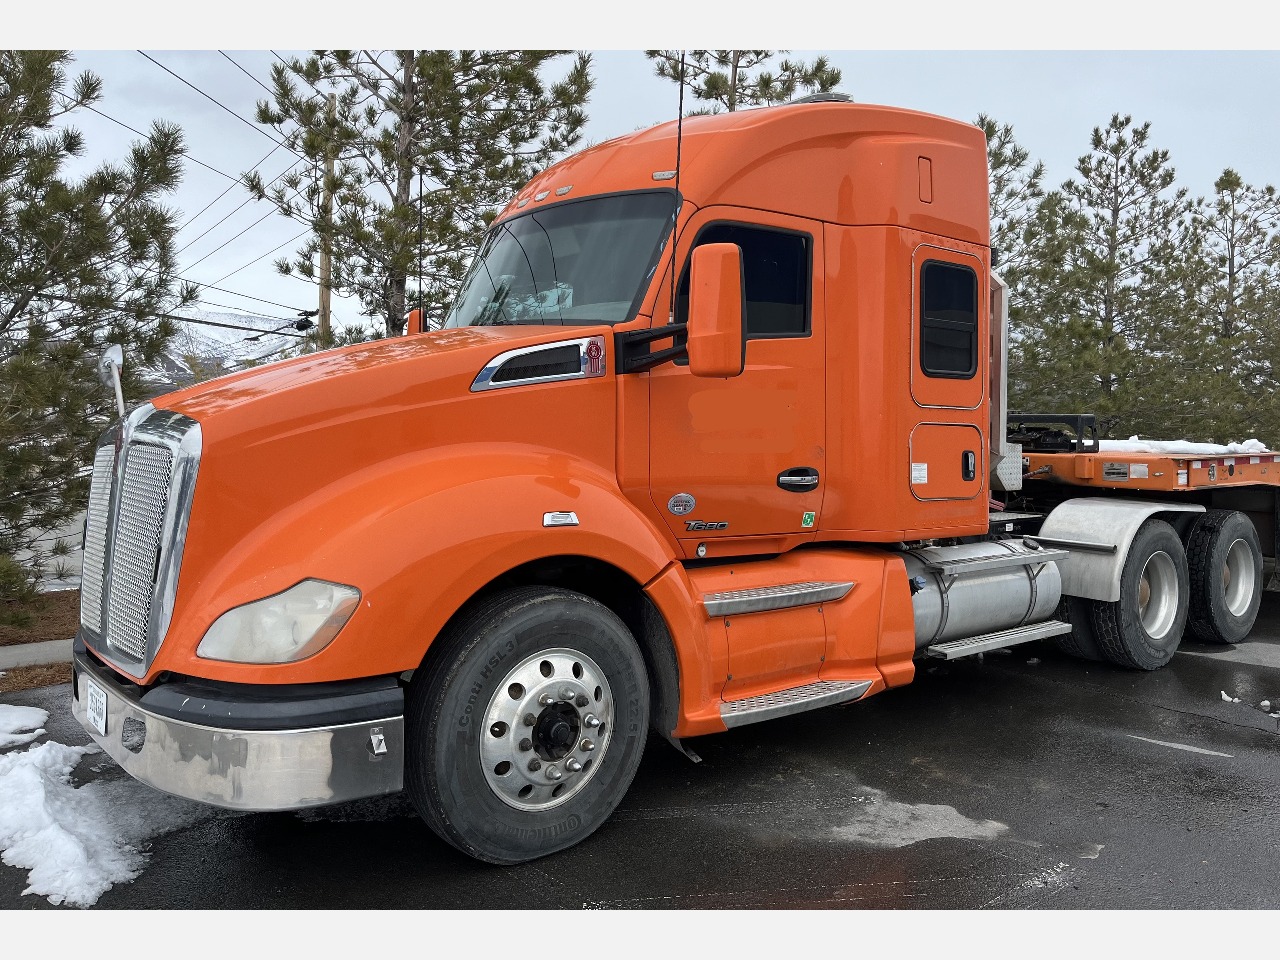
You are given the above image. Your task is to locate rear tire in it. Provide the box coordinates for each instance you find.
[1053,595,1104,661]
[1185,509,1262,645]
[405,586,650,864]
[1091,519,1189,670]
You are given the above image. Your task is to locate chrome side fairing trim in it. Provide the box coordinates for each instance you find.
[471,336,605,392]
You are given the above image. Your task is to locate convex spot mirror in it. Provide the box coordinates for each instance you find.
[687,242,745,378]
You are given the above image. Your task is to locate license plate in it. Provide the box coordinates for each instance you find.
[85,678,108,737]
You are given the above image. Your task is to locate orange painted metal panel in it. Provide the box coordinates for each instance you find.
[909,423,984,501]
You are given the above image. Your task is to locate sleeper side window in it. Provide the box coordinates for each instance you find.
[920,261,978,379]
[675,224,810,339]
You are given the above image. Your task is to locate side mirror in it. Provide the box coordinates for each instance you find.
[686,243,745,378]
[406,308,427,335]
[98,344,125,418]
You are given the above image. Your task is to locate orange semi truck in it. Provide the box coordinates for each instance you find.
[72,96,1280,863]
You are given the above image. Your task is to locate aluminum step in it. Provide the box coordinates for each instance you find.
[702,581,854,617]
[926,620,1072,660]
[720,679,873,729]
[924,547,1068,577]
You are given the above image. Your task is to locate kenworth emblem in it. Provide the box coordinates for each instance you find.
[668,493,695,516]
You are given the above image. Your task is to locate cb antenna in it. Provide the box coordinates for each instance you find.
[669,50,686,324]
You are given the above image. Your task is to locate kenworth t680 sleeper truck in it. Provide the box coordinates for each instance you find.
[72,97,1280,863]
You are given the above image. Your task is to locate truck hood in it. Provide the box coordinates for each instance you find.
[142,322,624,684]
[161,325,575,423]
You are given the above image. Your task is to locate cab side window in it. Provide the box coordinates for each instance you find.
[676,224,810,338]
[920,261,978,379]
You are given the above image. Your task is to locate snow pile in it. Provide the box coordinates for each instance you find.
[0,705,47,749]
[0,706,216,907]
[1099,436,1270,456]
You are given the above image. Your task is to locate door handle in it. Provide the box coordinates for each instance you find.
[777,467,819,492]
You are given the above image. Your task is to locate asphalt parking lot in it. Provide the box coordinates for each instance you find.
[3,596,1278,910]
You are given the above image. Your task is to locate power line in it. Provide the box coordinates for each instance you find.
[194,283,308,314]
[208,228,311,286]
[41,292,304,337]
[179,141,284,232]
[71,99,242,186]
[219,50,276,97]
[193,299,297,323]
[182,207,283,272]
[137,50,306,162]
[175,155,303,256]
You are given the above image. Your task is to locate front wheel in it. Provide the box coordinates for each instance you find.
[405,586,650,864]
[1091,518,1189,670]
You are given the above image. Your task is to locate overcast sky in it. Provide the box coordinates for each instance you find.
[12,3,1280,332]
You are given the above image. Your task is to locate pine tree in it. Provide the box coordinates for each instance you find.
[245,50,593,338]
[1190,170,1280,443]
[978,114,1045,283]
[0,51,193,614]
[1009,115,1204,439]
[645,51,841,114]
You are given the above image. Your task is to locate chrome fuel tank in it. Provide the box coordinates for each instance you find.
[900,540,1063,649]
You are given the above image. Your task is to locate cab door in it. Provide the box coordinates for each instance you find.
[648,208,826,548]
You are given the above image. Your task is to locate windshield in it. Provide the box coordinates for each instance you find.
[444,191,676,328]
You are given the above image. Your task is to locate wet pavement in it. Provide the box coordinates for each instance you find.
[3,595,1279,910]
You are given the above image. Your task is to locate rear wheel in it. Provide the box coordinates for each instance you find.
[1185,509,1262,644]
[1053,595,1104,661]
[405,586,649,864]
[1091,519,1189,670]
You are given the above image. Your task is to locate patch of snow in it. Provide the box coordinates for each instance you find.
[0,705,49,749]
[1099,436,1269,455]
[831,789,1007,848]
[1221,690,1242,703]
[0,733,217,907]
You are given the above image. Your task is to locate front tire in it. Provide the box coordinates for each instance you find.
[405,586,650,864]
[1185,509,1262,644]
[1091,519,1189,670]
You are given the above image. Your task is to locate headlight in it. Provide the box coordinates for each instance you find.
[196,579,361,664]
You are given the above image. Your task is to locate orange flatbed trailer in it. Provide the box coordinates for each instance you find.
[1025,449,1280,493]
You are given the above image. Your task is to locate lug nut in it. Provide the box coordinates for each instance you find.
[580,738,595,752]
[575,694,589,707]
[546,766,562,781]
[519,738,533,752]
[528,758,542,772]
[565,758,583,773]
[538,693,555,706]
[559,686,576,700]
[584,714,601,728]
[523,713,537,726]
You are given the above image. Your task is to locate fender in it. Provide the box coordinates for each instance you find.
[153,443,678,685]
[1036,497,1205,602]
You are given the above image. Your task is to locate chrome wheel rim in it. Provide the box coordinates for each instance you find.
[480,647,613,812]
[1138,550,1179,642]
[1223,538,1255,618]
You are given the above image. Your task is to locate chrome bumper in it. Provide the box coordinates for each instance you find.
[71,654,404,812]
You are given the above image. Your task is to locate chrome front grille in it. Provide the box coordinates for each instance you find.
[105,444,174,661]
[79,406,202,677]
[80,445,116,632]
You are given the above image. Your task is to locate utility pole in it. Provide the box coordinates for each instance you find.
[318,93,336,347]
